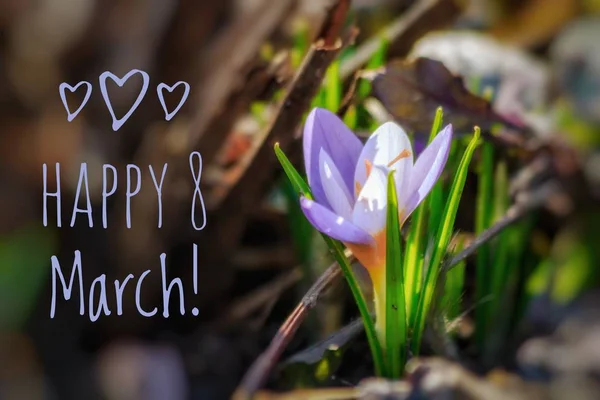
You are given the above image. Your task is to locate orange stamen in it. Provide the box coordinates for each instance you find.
[355,181,363,196]
[387,149,411,167]
[355,159,374,196]
[365,159,373,177]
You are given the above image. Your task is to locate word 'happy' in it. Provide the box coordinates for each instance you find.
[42,152,206,230]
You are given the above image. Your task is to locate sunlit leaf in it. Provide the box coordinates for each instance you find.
[442,235,467,321]
[282,319,362,386]
[274,143,313,199]
[475,141,494,349]
[385,171,406,378]
[404,107,443,325]
[325,60,342,111]
[358,37,389,98]
[412,127,481,354]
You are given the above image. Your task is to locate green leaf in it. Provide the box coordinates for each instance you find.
[489,160,510,314]
[281,178,314,266]
[358,37,389,98]
[292,19,310,55]
[282,319,363,387]
[274,143,386,377]
[427,182,444,240]
[527,214,600,303]
[483,216,535,366]
[274,143,313,199]
[404,107,444,325]
[475,141,494,348]
[321,237,386,377]
[412,127,481,354]
[385,171,407,378]
[343,104,358,130]
[425,107,451,234]
[442,236,466,320]
[325,60,342,112]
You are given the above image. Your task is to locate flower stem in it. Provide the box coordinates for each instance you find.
[326,239,386,376]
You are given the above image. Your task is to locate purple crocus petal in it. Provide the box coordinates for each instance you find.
[354,122,413,195]
[303,108,363,207]
[300,196,373,245]
[352,166,388,236]
[413,136,427,157]
[319,148,354,219]
[403,124,453,218]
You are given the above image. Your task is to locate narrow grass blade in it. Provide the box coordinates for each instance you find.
[311,87,327,109]
[358,38,389,98]
[482,159,511,365]
[404,107,443,324]
[426,182,444,242]
[343,104,358,130]
[385,171,407,378]
[324,237,386,377]
[484,216,535,366]
[325,60,341,111]
[281,178,314,266]
[442,236,466,320]
[475,141,494,348]
[290,20,309,68]
[412,127,481,354]
[489,160,510,312]
[274,143,386,376]
[426,108,447,246]
[274,143,312,197]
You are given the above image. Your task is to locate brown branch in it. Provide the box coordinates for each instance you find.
[189,0,296,167]
[283,316,364,365]
[206,23,356,260]
[233,254,352,400]
[443,181,562,273]
[339,0,463,80]
[206,37,344,209]
[318,0,351,47]
[336,70,362,117]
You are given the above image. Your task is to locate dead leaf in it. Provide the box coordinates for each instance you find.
[371,57,524,135]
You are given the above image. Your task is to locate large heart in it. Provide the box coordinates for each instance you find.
[59,81,92,122]
[157,81,190,121]
[99,69,150,131]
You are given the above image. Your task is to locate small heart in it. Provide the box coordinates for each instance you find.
[59,81,92,122]
[157,81,190,121]
[99,69,150,131]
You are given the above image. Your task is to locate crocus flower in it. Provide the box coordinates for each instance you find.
[300,108,452,339]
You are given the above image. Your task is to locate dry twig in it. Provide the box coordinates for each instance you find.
[233,252,352,399]
[202,0,356,277]
[444,181,562,273]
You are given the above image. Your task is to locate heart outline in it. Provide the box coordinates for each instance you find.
[59,81,92,122]
[99,69,150,131]
[157,81,190,121]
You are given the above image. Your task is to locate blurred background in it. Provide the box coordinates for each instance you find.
[1,0,599,399]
